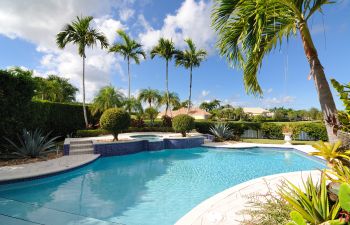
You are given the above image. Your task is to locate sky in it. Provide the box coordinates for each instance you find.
[0,0,349,110]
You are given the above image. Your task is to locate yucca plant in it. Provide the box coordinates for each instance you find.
[209,123,234,141]
[310,141,350,166]
[3,129,59,158]
[279,173,341,224]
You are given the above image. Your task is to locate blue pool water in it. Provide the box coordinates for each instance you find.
[0,147,324,225]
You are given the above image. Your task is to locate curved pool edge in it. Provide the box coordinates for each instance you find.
[0,154,100,185]
[175,170,322,225]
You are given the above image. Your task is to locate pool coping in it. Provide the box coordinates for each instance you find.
[175,142,324,225]
[0,154,100,184]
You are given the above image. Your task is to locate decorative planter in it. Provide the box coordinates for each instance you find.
[283,132,292,145]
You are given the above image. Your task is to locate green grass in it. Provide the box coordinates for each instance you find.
[241,138,318,145]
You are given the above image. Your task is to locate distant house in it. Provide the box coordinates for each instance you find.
[243,107,274,117]
[157,107,211,120]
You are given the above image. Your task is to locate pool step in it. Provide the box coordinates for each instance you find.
[69,141,94,155]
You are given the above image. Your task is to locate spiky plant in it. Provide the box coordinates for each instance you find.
[209,123,234,141]
[3,129,59,158]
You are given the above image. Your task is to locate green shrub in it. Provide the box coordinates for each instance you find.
[144,107,158,126]
[261,123,283,139]
[162,115,172,127]
[76,129,110,137]
[76,127,174,137]
[172,114,195,137]
[100,108,130,140]
[292,122,328,141]
[0,70,35,143]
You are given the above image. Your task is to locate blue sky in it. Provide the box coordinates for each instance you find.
[0,0,349,110]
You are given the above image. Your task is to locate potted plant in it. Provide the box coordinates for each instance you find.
[282,125,293,145]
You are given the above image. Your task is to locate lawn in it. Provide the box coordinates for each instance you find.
[241,138,318,145]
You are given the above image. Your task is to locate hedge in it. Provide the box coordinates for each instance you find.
[76,127,174,138]
[194,121,261,135]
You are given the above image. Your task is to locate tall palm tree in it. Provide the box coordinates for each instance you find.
[109,30,146,102]
[56,16,108,127]
[212,0,339,142]
[91,85,125,115]
[138,88,162,108]
[150,38,177,115]
[175,39,207,112]
[160,91,180,112]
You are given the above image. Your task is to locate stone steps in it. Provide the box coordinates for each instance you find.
[69,140,94,155]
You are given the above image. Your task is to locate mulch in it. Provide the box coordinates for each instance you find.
[0,151,63,167]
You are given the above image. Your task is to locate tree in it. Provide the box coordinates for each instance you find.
[56,16,108,127]
[123,97,143,116]
[91,85,125,115]
[109,30,146,102]
[175,39,207,112]
[151,38,177,115]
[212,0,339,142]
[138,88,162,108]
[144,107,158,126]
[160,91,180,111]
[179,100,192,109]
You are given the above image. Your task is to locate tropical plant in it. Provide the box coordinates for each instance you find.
[175,39,207,112]
[144,107,159,126]
[91,85,125,115]
[56,16,108,127]
[209,123,234,141]
[138,88,162,108]
[3,129,59,158]
[279,173,341,224]
[123,97,144,116]
[99,108,130,141]
[160,91,180,112]
[151,38,178,115]
[172,114,195,137]
[109,30,146,102]
[212,0,339,142]
[33,75,78,102]
[162,115,172,127]
[310,141,350,165]
[199,99,221,112]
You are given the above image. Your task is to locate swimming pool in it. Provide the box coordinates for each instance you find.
[129,134,163,141]
[0,147,324,225]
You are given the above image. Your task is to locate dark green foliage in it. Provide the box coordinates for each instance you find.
[162,115,172,127]
[76,129,110,137]
[76,127,174,137]
[0,70,36,143]
[130,118,145,128]
[172,114,195,137]
[3,129,59,158]
[195,121,260,136]
[261,123,284,139]
[292,122,328,141]
[100,108,131,140]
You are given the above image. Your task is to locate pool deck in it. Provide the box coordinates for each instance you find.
[0,154,99,184]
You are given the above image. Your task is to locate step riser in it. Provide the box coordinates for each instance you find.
[70,151,94,155]
[70,141,92,145]
[70,145,93,150]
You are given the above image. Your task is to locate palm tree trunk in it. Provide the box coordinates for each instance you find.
[127,56,131,113]
[299,21,339,143]
[82,56,88,128]
[188,66,193,113]
[165,59,170,116]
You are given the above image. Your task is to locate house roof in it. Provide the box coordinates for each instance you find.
[158,107,211,118]
[243,107,271,114]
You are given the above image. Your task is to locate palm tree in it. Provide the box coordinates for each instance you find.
[123,97,143,116]
[175,39,207,112]
[212,0,339,142]
[138,88,162,108]
[150,38,177,115]
[109,30,146,102]
[91,85,125,115]
[56,16,108,127]
[160,92,180,112]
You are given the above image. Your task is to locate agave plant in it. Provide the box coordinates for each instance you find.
[310,141,350,166]
[279,173,340,224]
[209,123,233,141]
[3,129,59,158]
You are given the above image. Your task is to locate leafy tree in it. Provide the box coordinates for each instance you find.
[212,0,339,142]
[308,107,322,120]
[123,97,143,116]
[160,92,180,111]
[91,85,125,115]
[144,107,158,126]
[109,30,146,102]
[56,16,108,127]
[138,88,162,108]
[175,39,207,112]
[151,38,178,115]
[199,99,221,112]
[179,100,193,110]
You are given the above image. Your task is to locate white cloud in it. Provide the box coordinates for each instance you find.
[138,0,215,52]
[119,8,135,22]
[263,95,296,106]
[0,0,128,102]
[201,90,210,97]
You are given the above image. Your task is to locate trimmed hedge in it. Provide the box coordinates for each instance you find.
[261,123,284,139]
[172,115,195,137]
[100,108,130,140]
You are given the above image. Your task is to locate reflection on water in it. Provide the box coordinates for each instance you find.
[0,147,323,225]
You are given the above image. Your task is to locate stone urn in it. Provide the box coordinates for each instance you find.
[283,132,292,145]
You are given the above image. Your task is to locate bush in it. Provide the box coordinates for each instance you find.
[0,70,35,143]
[76,129,110,137]
[100,108,130,140]
[76,127,174,137]
[144,107,159,126]
[210,123,234,141]
[292,122,328,141]
[130,118,145,128]
[261,123,283,139]
[162,115,172,127]
[172,114,194,137]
